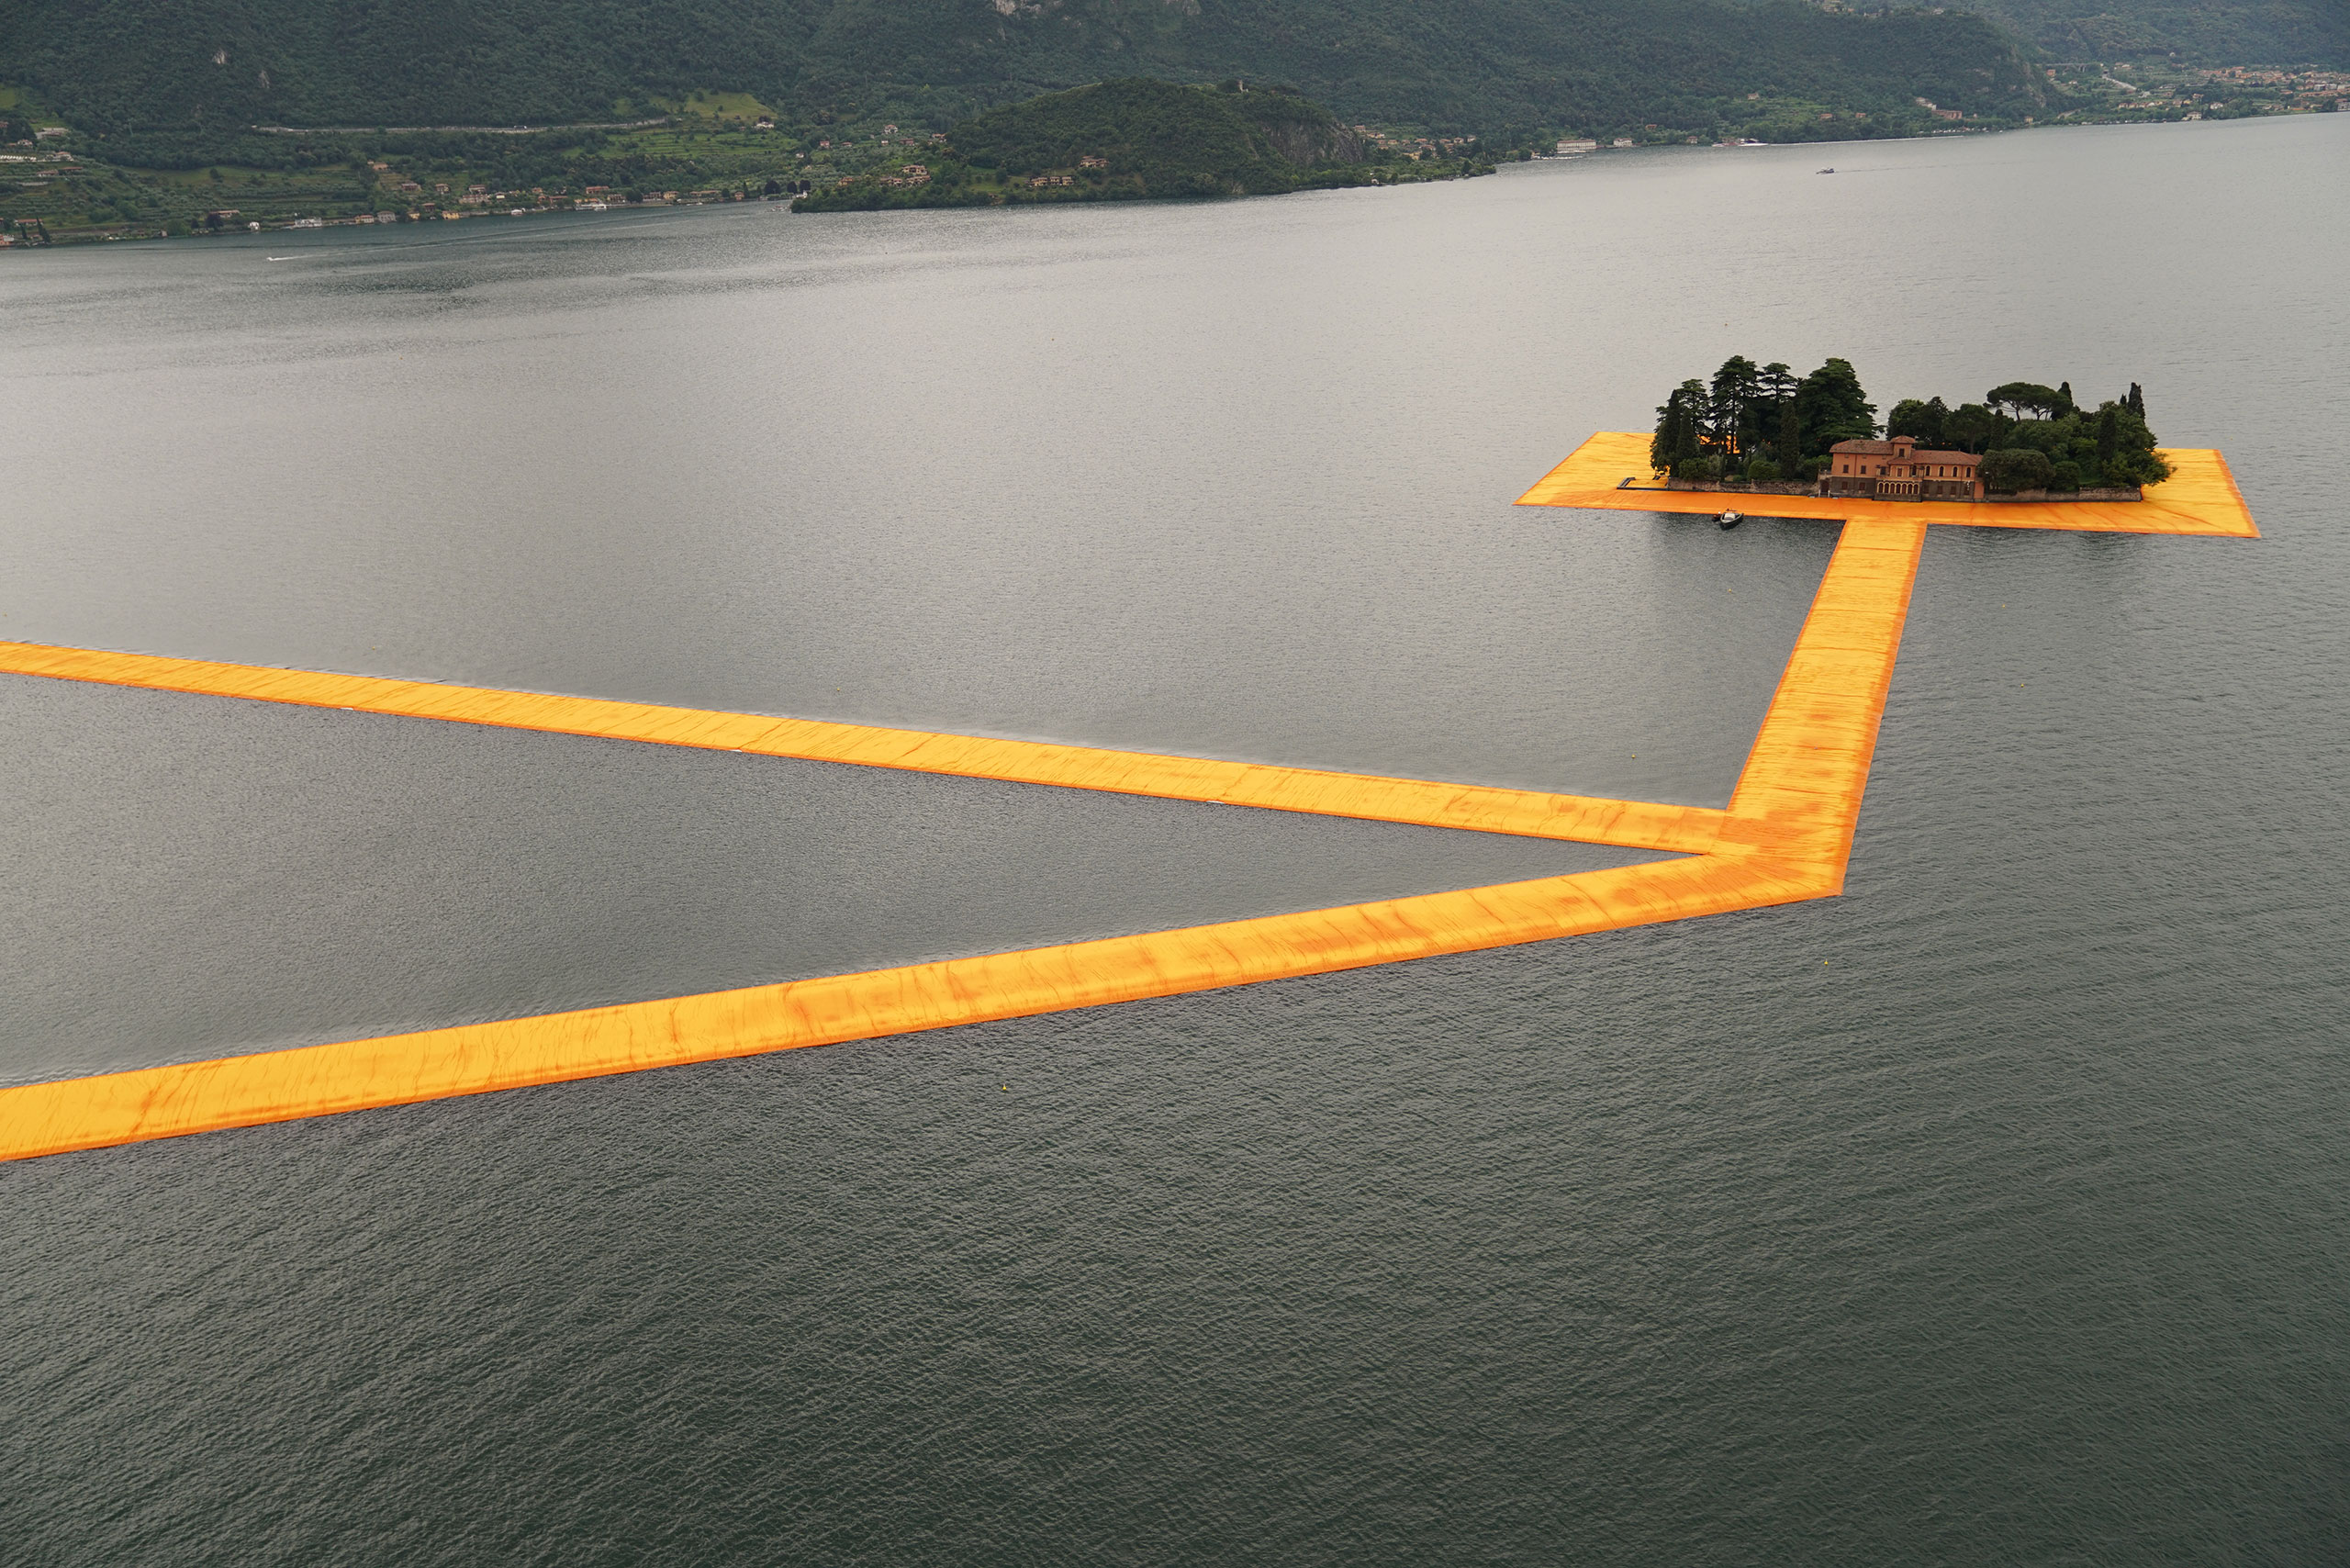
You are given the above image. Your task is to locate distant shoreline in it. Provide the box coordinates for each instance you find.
[5,114,2333,249]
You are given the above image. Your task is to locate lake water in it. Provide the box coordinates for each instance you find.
[4,116,2346,1562]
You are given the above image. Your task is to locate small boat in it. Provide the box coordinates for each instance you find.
[1818,167,1835,174]
[1717,510,1744,530]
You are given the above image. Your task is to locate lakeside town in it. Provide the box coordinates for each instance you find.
[5,55,2345,245]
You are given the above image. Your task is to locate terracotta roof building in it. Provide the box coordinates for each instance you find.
[1824,436,1983,501]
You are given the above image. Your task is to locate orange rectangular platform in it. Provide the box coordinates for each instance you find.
[1516,431,2256,537]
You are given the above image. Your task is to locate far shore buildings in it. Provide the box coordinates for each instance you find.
[1823,435,1984,500]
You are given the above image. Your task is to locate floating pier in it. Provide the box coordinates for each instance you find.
[0,440,2257,1161]
[1518,432,2258,536]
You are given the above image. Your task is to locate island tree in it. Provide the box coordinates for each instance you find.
[1886,395,1951,447]
[1971,383,2168,490]
[1651,355,1876,479]
[1793,359,1877,465]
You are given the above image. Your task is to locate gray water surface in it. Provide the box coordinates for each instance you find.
[3,162,1842,805]
[0,677,1655,1086]
[4,116,2346,1564]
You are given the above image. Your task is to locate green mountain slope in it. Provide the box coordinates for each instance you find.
[1953,0,2348,66]
[796,77,1478,209]
[951,77,1368,188]
[1,0,2050,151]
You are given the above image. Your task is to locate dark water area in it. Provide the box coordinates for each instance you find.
[0,678,1652,1085]
[5,116,2348,1562]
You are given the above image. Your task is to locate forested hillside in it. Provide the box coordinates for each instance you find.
[1954,0,2347,66]
[948,78,1372,189]
[2,0,2049,155]
[797,78,1480,210]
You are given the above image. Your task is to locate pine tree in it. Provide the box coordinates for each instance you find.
[1673,382,1707,473]
[1709,356,1761,457]
[1796,358,1877,454]
[1758,362,1800,466]
[1650,398,1678,476]
[1652,382,1710,476]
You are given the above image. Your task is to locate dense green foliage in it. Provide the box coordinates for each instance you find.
[795,79,1471,210]
[1958,0,2347,66]
[1653,360,2171,491]
[1650,356,1876,481]
[1978,447,2056,492]
[1890,378,2169,490]
[1,0,2053,160]
[955,79,1359,185]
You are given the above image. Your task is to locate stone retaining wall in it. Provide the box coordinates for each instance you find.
[1663,478,2143,503]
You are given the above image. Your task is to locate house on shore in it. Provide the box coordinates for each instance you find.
[1823,436,1983,500]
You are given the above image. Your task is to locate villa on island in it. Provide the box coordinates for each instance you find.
[1650,361,2166,501]
[1821,436,1984,500]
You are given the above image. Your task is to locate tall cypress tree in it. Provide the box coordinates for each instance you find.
[1758,361,1798,466]
[1673,382,1707,473]
[1651,382,1709,476]
[1709,356,1761,457]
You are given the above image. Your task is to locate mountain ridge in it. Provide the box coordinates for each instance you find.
[3,0,2053,152]
[1953,0,2347,66]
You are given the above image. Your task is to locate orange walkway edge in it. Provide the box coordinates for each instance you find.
[0,432,2255,1162]
[0,641,1725,857]
[1515,432,2258,537]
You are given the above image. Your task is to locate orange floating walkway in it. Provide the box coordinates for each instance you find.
[0,437,2255,1162]
[0,641,1725,857]
[1516,432,2259,537]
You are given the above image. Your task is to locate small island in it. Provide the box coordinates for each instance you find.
[792,78,1488,213]
[1650,358,2173,500]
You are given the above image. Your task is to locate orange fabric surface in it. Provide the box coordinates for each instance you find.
[0,516,1923,1162]
[15,427,2263,1163]
[0,854,1829,1162]
[1516,432,2258,537]
[1718,519,1924,883]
